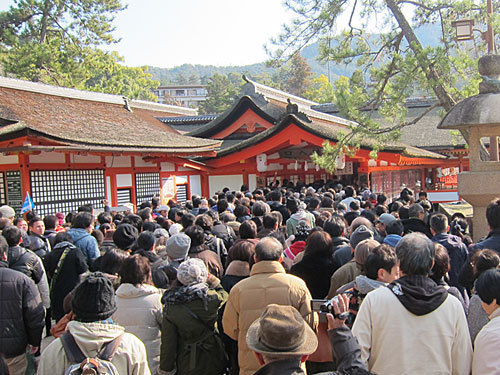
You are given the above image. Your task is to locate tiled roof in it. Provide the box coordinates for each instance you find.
[0,78,220,154]
[158,114,218,124]
[215,114,445,160]
[312,100,465,149]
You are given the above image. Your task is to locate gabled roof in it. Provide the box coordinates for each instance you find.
[0,78,220,154]
[187,95,277,138]
[215,114,445,160]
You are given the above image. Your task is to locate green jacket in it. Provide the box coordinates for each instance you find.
[159,283,228,375]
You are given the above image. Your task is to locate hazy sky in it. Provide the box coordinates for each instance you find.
[0,0,295,68]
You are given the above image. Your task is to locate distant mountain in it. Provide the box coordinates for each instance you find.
[147,24,441,85]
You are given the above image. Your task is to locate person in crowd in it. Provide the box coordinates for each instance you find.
[383,219,404,247]
[341,244,399,327]
[284,220,311,263]
[0,235,44,375]
[332,217,373,271]
[402,203,432,238]
[133,231,160,263]
[184,224,223,278]
[43,214,59,248]
[352,233,472,375]
[67,212,99,264]
[195,214,228,265]
[429,243,467,312]
[286,197,315,236]
[98,223,115,254]
[467,249,500,343]
[223,237,317,375]
[39,272,151,375]
[290,231,335,299]
[430,213,468,296]
[91,248,129,289]
[329,238,379,299]
[266,189,290,223]
[246,297,372,375]
[471,268,500,374]
[257,213,278,238]
[113,223,139,252]
[159,258,228,375]
[374,213,396,241]
[340,186,357,212]
[114,254,163,374]
[28,216,51,258]
[450,217,473,247]
[0,205,16,224]
[151,233,191,290]
[43,231,88,322]
[323,214,349,256]
[460,198,500,292]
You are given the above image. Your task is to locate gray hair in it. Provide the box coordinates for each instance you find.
[0,235,7,257]
[252,201,270,217]
[408,203,424,218]
[395,232,435,276]
[255,237,283,261]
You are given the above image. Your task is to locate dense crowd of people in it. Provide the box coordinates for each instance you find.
[1,181,500,375]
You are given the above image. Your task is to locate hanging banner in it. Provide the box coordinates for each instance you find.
[161,176,176,204]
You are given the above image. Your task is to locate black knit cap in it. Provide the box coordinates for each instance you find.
[72,272,117,322]
[113,223,138,250]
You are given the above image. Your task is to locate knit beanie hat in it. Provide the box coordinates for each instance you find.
[166,233,191,260]
[0,205,15,219]
[72,272,117,322]
[350,224,374,249]
[113,224,138,250]
[177,258,208,286]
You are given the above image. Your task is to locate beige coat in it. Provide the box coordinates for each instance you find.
[113,283,163,374]
[222,260,317,375]
[327,260,360,299]
[38,320,150,375]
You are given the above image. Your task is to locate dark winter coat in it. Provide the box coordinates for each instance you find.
[8,245,44,284]
[28,233,51,258]
[0,262,45,358]
[267,201,290,223]
[160,282,228,375]
[43,241,88,320]
[459,230,500,291]
[290,253,336,298]
[402,218,432,238]
[431,233,468,293]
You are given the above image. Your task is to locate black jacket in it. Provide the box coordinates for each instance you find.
[0,262,45,358]
[28,233,51,258]
[402,218,432,238]
[43,241,88,320]
[459,230,500,291]
[253,325,365,375]
[8,245,44,284]
[431,233,468,292]
[290,254,336,298]
[267,201,290,223]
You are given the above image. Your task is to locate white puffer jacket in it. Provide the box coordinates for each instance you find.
[114,283,163,374]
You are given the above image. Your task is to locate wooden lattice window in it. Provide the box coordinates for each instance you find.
[30,170,105,217]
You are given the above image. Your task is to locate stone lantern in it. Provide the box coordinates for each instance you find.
[438,55,500,241]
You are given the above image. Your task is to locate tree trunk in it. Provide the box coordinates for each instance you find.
[385,0,488,159]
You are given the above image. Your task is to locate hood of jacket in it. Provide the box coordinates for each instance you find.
[387,275,448,316]
[115,283,160,299]
[67,320,125,353]
[53,241,77,252]
[289,211,307,222]
[68,228,91,242]
[432,233,464,252]
[355,275,386,294]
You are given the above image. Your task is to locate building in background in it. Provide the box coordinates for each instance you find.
[154,84,207,108]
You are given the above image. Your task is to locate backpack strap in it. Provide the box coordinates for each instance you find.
[49,247,71,295]
[61,331,123,364]
[98,334,123,362]
[61,332,87,364]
